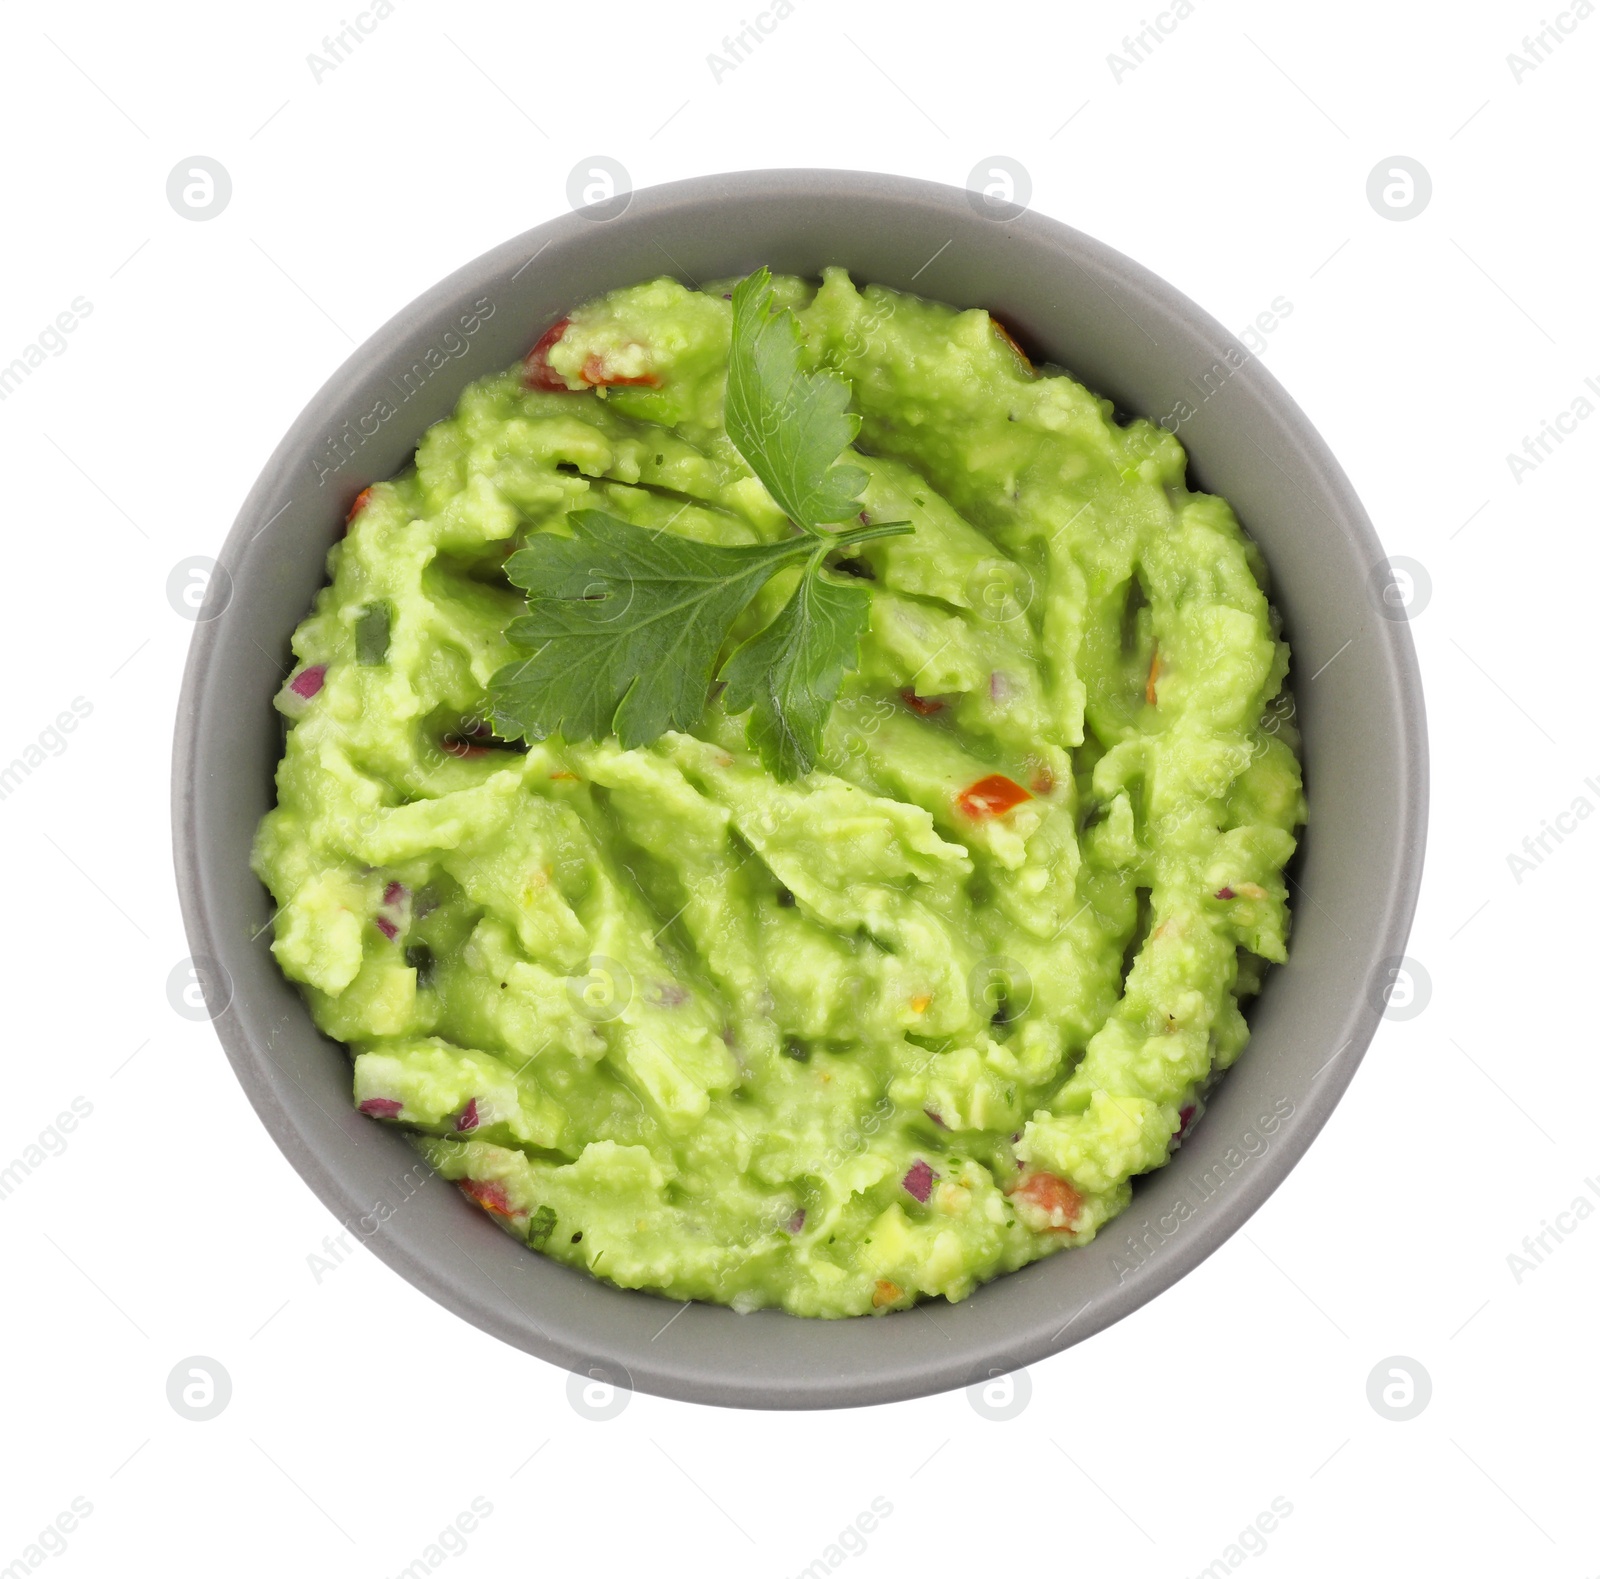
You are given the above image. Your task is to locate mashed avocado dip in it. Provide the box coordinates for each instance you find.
[253,269,1305,1317]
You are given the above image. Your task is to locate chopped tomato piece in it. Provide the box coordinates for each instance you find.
[578,352,660,388]
[909,993,932,1014]
[523,318,573,391]
[344,487,372,530]
[956,773,1033,820]
[548,770,580,782]
[458,1178,518,1218]
[872,1279,903,1308]
[1146,647,1161,706]
[1028,763,1056,796]
[991,317,1033,371]
[900,688,945,716]
[440,734,489,759]
[1009,1170,1082,1232]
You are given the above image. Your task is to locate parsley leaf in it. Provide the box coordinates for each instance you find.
[725,267,868,532]
[486,269,914,776]
[488,509,812,748]
[721,549,870,779]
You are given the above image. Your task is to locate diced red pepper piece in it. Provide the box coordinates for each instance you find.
[523,318,573,390]
[903,1159,938,1203]
[900,688,945,716]
[579,353,659,388]
[288,665,326,700]
[956,773,1032,820]
[1009,1170,1082,1231]
[455,1098,480,1133]
[358,1098,403,1118]
[458,1178,517,1218]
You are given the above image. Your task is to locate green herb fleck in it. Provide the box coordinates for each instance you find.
[527,1204,557,1247]
[355,601,391,666]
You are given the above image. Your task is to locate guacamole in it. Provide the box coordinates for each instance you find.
[253,269,1304,1317]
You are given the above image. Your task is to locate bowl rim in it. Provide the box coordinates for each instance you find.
[173,167,1427,1409]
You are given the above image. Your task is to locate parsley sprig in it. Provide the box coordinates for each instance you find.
[487,268,912,777]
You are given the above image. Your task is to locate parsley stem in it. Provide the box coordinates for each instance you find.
[827,519,916,549]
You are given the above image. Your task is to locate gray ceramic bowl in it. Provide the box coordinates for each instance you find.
[173,169,1426,1409]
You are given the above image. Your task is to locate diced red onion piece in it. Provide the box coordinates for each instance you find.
[903,1159,937,1203]
[289,665,326,699]
[455,1098,480,1133]
[383,880,407,907]
[359,1098,402,1118]
[786,1208,806,1234]
[924,1107,948,1129]
[374,915,398,941]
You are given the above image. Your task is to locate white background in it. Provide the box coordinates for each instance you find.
[1,0,1594,1574]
